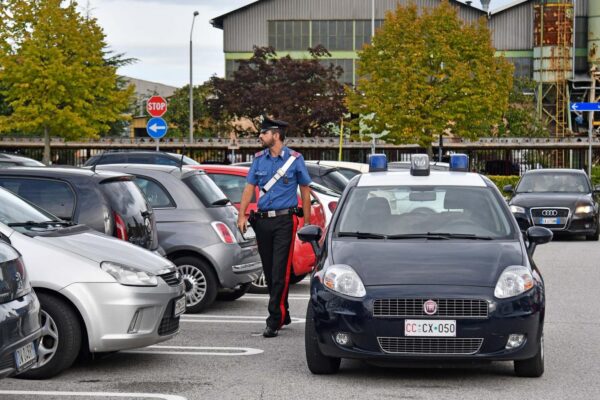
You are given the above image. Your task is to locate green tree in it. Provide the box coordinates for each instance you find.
[347,1,513,153]
[498,78,549,137]
[0,0,134,163]
[166,83,216,138]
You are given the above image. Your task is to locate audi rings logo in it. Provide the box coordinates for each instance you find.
[542,210,558,217]
[423,300,437,315]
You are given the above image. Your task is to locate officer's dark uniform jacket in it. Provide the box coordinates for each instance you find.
[247,147,311,330]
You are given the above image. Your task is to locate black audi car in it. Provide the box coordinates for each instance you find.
[0,241,41,379]
[504,169,600,241]
[298,154,552,377]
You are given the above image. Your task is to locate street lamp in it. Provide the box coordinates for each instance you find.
[189,10,199,144]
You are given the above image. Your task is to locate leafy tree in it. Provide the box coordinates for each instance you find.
[346,1,513,152]
[166,83,216,138]
[0,0,134,163]
[207,45,347,137]
[498,78,549,137]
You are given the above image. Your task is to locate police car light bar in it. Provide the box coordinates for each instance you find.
[410,154,430,176]
[450,154,469,172]
[369,154,388,172]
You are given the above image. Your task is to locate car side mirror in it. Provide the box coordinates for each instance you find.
[297,225,323,258]
[525,226,553,256]
[503,184,514,194]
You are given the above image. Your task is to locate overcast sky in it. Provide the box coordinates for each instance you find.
[90,0,517,88]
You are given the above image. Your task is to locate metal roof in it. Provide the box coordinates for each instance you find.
[357,171,487,187]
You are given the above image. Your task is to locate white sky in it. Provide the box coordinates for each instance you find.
[89,0,517,88]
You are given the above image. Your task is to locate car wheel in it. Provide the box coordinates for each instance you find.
[18,293,82,379]
[174,256,217,313]
[586,224,599,241]
[217,282,251,301]
[249,272,269,294]
[290,272,307,285]
[514,333,544,378]
[305,303,341,375]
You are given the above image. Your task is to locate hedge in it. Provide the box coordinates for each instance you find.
[486,175,521,195]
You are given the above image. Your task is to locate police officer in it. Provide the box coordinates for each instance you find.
[237,116,312,338]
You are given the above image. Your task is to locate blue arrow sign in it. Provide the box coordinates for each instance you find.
[570,102,600,112]
[146,117,168,139]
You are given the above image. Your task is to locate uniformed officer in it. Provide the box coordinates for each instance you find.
[237,116,312,338]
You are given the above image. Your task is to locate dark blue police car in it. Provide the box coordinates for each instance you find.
[298,154,552,377]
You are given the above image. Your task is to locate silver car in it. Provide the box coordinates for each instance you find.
[0,187,184,379]
[95,165,262,313]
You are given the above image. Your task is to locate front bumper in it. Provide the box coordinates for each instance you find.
[513,210,598,235]
[203,241,262,289]
[310,280,544,362]
[62,280,184,353]
[0,292,42,378]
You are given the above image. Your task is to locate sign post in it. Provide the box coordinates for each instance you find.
[146,96,168,151]
[571,102,600,177]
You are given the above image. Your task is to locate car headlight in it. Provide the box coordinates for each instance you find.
[101,261,158,286]
[494,265,534,299]
[575,205,594,215]
[509,205,526,214]
[323,264,366,298]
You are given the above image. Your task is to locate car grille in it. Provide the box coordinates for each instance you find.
[157,299,180,336]
[530,207,570,229]
[160,271,183,287]
[0,352,15,371]
[373,299,489,319]
[378,337,484,355]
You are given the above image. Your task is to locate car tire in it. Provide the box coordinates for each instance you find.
[514,333,544,378]
[174,256,218,313]
[290,272,307,285]
[18,293,82,380]
[249,272,269,294]
[305,304,341,375]
[586,224,599,241]
[217,282,251,301]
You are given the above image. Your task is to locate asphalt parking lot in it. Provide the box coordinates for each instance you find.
[1,237,599,400]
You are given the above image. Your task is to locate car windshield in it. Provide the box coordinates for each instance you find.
[335,186,515,239]
[0,187,61,232]
[184,173,230,207]
[516,173,590,194]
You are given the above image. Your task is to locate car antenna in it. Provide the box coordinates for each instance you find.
[91,151,106,173]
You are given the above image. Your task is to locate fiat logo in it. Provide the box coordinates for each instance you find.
[423,300,437,315]
[542,210,558,217]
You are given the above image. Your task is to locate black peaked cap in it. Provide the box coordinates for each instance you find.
[261,115,289,131]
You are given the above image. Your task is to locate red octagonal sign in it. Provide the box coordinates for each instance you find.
[146,96,168,117]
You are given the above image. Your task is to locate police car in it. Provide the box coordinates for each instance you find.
[298,154,552,377]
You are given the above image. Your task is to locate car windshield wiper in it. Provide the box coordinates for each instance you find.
[424,232,493,240]
[211,198,230,206]
[337,231,387,239]
[386,233,451,240]
[7,220,74,228]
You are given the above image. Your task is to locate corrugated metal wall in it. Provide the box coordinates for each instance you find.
[489,2,533,50]
[222,0,484,52]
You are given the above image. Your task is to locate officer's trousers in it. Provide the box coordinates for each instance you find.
[252,214,298,330]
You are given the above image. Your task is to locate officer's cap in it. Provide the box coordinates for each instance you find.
[260,115,289,132]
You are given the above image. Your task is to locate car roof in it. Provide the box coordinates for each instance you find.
[524,168,586,175]
[357,170,487,187]
[306,160,369,172]
[194,165,250,174]
[94,163,203,176]
[0,153,44,164]
[0,166,129,180]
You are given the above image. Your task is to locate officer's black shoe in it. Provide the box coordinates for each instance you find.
[263,326,278,338]
[283,314,292,326]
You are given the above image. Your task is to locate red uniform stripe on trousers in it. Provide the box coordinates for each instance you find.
[279,215,298,328]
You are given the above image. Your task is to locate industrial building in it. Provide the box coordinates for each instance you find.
[211,0,600,136]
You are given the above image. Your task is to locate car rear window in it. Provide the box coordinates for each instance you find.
[207,173,255,204]
[100,180,150,216]
[184,173,229,207]
[0,177,76,220]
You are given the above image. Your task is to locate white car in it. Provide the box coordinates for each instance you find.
[306,161,369,180]
[309,182,341,227]
[0,187,184,379]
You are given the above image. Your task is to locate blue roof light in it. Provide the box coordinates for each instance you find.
[450,154,469,172]
[369,154,388,172]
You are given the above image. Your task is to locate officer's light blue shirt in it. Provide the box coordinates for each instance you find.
[247,147,312,211]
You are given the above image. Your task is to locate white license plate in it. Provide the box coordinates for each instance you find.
[14,342,36,370]
[174,296,186,317]
[540,217,560,225]
[405,319,456,337]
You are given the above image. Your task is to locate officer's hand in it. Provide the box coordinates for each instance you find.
[237,214,248,234]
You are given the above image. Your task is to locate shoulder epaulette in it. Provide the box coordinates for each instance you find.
[290,150,301,158]
[255,150,266,158]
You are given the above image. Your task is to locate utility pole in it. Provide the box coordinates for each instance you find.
[189,11,199,144]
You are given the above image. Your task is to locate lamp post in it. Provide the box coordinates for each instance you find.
[189,11,199,144]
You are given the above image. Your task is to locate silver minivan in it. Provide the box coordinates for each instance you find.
[0,187,184,379]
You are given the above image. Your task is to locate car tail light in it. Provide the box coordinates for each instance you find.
[114,212,128,241]
[211,222,237,244]
[328,201,338,213]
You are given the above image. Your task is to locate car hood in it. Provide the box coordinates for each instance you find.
[330,240,524,287]
[510,192,592,208]
[36,230,171,273]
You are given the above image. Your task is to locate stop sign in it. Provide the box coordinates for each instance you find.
[146,96,168,117]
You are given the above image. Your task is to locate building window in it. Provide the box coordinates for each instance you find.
[312,21,353,51]
[506,57,533,78]
[320,59,354,85]
[268,20,310,51]
[354,20,385,50]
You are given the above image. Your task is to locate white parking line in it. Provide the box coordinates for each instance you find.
[180,315,306,324]
[0,391,186,400]
[124,345,263,356]
[243,294,310,300]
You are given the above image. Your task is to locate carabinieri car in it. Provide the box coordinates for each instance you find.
[298,154,553,377]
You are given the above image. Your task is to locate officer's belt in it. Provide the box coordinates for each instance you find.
[260,155,297,195]
[252,207,299,219]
